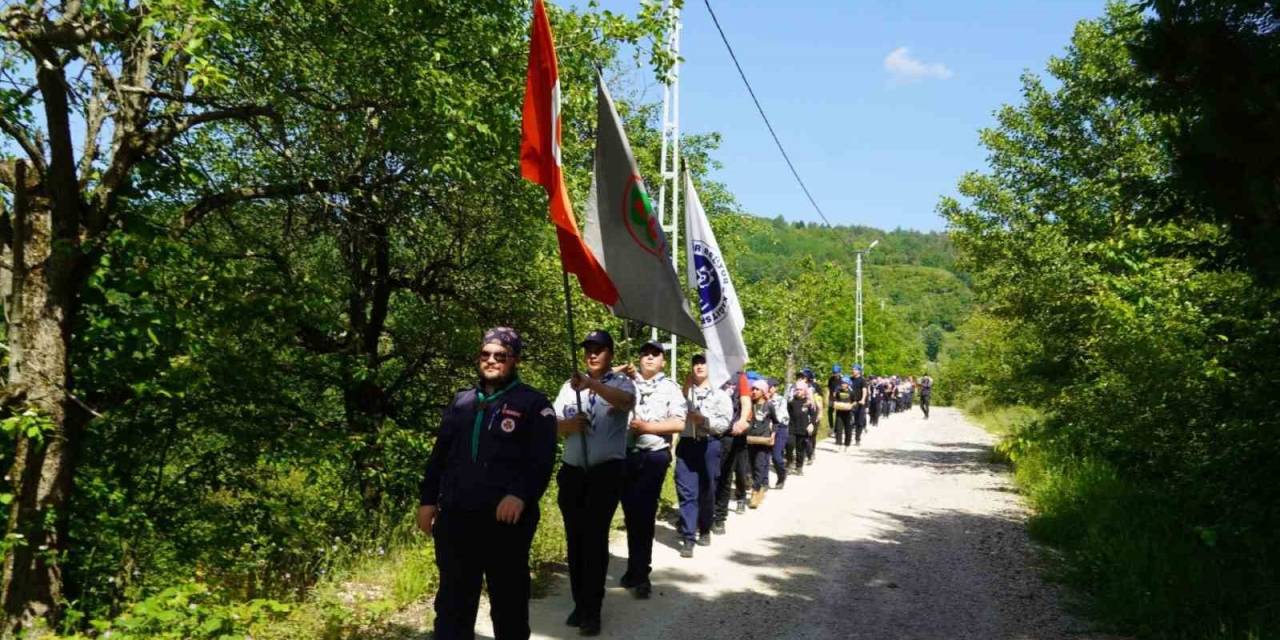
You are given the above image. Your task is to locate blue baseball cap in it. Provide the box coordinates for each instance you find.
[746,370,762,381]
[580,329,614,349]
[841,375,852,385]
[832,364,842,373]
[853,364,863,373]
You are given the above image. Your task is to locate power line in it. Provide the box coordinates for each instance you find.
[702,0,832,226]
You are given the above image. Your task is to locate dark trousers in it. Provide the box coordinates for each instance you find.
[674,437,721,542]
[835,411,853,446]
[921,393,931,418]
[785,432,810,471]
[869,400,880,426]
[853,406,866,444]
[557,460,624,621]
[714,435,749,523]
[805,429,816,462]
[621,449,671,586]
[771,426,788,486]
[433,507,538,640]
[749,444,771,490]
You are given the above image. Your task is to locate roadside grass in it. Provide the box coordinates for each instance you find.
[963,400,1278,640]
[251,483,569,639]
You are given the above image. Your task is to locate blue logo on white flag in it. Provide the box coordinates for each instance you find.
[691,240,729,328]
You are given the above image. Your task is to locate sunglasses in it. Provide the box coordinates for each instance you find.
[477,350,512,363]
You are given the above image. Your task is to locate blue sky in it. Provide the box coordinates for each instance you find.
[587,0,1109,231]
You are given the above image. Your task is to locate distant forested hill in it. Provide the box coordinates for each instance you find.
[707,213,973,375]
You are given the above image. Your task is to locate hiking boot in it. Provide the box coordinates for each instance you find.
[679,539,695,558]
[735,499,747,514]
[633,583,652,599]
[565,609,581,627]
[697,532,712,546]
[712,521,726,535]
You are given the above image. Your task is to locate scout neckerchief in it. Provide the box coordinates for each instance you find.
[630,372,666,450]
[472,377,521,461]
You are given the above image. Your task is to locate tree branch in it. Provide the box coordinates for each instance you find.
[176,175,366,234]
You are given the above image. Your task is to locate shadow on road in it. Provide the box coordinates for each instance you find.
[369,507,1088,639]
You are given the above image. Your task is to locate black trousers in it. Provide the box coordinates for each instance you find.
[785,432,810,471]
[433,507,539,640]
[853,406,866,444]
[557,460,624,621]
[714,435,749,523]
[835,411,853,445]
[920,393,931,418]
[621,449,671,586]
[749,444,771,490]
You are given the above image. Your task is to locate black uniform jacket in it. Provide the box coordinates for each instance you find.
[787,397,816,437]
[419,382,557,512]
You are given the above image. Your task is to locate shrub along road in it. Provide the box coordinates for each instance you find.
[469,407,1119,639]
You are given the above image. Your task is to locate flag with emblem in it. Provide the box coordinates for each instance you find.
[582,72,705,347]
[520,0,619,306]
[685,171,749,387]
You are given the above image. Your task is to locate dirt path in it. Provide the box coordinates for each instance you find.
[469,407,1110,640]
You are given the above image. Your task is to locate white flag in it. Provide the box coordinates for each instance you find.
[684,171,748,387]
[582,73,705,347]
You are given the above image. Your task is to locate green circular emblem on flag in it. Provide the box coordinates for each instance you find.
[623,175,665,257]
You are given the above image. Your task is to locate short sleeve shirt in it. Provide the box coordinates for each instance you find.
[554,372,636,468]
[630,373,686,451]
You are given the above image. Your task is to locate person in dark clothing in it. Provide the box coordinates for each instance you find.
[830,378,855,451]
[848,365,869,446]
[745,379,779,508]
[919,374,933,419]
[713,371,752,534]
[868,375,881,427]
[552,330,636,636]
[418,327,558,640]
[785,382,817,476]
[826,365,842,442]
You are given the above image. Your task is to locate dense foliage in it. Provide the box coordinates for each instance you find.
[939,3,1280,637]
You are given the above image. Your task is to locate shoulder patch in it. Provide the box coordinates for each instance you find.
[541,407,555,417]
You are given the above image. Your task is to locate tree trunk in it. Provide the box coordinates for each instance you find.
[1,161,85,634]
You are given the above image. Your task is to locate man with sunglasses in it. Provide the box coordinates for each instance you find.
[417,327,557,640]
[553,330,635,636]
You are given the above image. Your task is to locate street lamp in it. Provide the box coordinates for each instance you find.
[853,239,878,367]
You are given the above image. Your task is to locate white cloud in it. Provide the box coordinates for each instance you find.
[883,47,953,82]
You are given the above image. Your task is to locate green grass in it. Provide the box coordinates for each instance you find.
[963,401,1279,640]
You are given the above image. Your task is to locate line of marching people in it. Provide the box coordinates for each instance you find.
[417,325,936,639]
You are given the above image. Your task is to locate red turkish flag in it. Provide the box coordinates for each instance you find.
[521,0,619,305]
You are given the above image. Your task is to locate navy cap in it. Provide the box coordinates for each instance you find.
[580,330,614,349]
[691,353,707,365]
[482,326,522,357]
[639,340,665,354]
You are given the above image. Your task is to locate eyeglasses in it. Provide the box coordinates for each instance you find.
[478,350,512,363]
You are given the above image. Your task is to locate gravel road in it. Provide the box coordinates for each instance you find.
[473,406,1113,640]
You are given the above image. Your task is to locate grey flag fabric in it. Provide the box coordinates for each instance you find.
[684,171,749,387]
[582,72,705,347]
